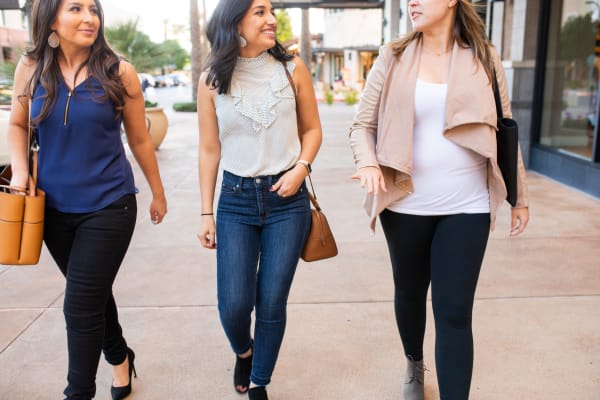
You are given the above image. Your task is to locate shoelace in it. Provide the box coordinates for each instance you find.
[406,356,428,384]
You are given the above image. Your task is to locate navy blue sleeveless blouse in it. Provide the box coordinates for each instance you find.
[32,77,136,213]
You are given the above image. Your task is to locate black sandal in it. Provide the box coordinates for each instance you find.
[234,344,253,394]
[248,386,268,400]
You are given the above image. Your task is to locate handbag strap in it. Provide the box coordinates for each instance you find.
[1,98,38,195]
[281,61,319,201]
[492,69,503,120]
[282,61,297,97]
[27,97,39,195]
[307,191,321,211]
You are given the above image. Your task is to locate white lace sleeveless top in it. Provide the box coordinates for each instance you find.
[215,52,299,177]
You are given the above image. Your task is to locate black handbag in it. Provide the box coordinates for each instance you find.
[493,71,519,207]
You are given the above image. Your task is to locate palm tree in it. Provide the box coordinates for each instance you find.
[301,9,311,70]
[190,0,202,102]
[105,20,166,72]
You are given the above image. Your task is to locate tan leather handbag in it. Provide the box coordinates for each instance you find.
[281,61,338,262]
[0,100,45,266]
[301,188,338,262]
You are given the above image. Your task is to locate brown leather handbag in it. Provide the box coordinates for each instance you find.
[301,182,338,262]
[0,100,45,266]
[281,61,338,262]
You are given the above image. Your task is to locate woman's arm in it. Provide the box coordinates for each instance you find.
[120,61,167,224]
[349,46,389,195]
[293,56,322,167]
[270,56,322,197]
[7,56,36,189]
[493,50,529,235]
[197,73,220,249]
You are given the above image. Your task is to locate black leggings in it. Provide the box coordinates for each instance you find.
[44,194,137,400]
[379,210,490,400]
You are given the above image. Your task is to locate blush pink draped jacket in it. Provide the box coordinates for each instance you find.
[349,41,529,232]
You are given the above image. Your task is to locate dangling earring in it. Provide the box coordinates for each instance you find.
[239,34,247,48]
[48,31,60,48]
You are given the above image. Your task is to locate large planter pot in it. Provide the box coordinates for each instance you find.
[145,106,168,150]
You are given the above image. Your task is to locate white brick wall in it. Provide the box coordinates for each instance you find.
[323,9,382,48]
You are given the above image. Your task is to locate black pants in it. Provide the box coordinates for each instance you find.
[44,194,137,400]
[379,210,490,400]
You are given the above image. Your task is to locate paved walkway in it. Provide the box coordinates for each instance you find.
[1,104,599,399]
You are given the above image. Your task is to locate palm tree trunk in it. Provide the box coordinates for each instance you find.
[201,0,209,63]
[190,0,202,102]
[301,8,312,77]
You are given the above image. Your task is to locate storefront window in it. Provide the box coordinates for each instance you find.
[540,0,598,160]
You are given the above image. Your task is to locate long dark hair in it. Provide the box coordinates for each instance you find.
[391,0,494,84]
[24,0,127,125]
[205,0,293,95]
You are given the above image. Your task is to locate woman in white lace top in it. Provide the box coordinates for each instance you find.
[196,0,322,399]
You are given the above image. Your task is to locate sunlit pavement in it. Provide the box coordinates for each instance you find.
[1,104,599,399]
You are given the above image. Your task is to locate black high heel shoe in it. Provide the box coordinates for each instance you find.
[111,347,137,400]
[234,342,253,394]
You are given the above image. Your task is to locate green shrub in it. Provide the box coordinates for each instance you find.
[562,117,588,129]
[0,62,16,84]
[344,89,358,106]
[324,88,334,105]
[173,101,197,112]
[144,100,158,108]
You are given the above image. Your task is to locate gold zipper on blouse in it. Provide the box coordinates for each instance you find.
[63,91,72,125]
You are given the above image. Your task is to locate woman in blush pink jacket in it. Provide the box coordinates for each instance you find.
[349,1,529,399]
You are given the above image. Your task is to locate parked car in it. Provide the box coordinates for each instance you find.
[168,73,190,86]
[0,109,10,168]
[153,75,174,88]
[138,73,155,91]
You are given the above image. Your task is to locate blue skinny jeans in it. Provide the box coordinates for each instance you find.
[216,170,311,386]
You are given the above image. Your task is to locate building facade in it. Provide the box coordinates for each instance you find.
[529,0,599,197]
[315,8,382,90]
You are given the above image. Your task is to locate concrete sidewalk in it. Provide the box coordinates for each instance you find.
[1,104,599,400]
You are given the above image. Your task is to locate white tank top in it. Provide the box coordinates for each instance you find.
[215,52,299,177]
[387,79,490,215]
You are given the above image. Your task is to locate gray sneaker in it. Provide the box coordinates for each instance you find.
[403,356,425,400]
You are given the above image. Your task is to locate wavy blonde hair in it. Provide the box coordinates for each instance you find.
[391,0,494,84]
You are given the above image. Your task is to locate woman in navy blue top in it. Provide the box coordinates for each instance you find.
[7,0,167,399]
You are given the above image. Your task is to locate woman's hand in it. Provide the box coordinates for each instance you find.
[510,207,529,236]
[197,215,216,249]
[351,166,387,195]
[149,192,167,225]
[270,164,307,197]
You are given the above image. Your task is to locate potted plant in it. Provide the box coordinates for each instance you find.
[144,100,168,150]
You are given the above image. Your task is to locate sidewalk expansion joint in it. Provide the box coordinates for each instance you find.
[0,291,65,355]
